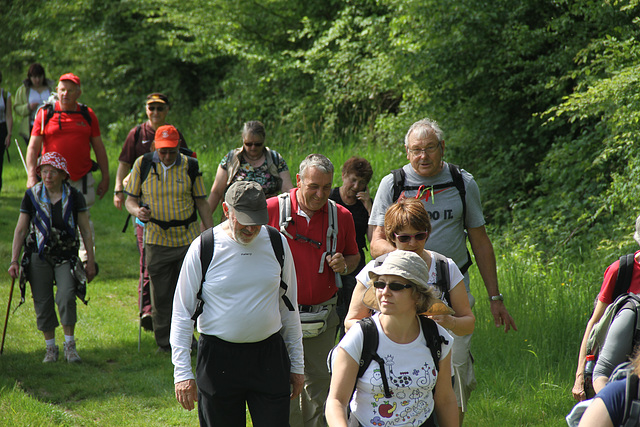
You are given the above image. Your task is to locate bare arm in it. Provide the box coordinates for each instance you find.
[195,197,213,230]
[279,170,294,193]
[113,161,131,210]
[77,211,96,282]
[577,398,613,427]
[572,300,609,400]
[467,225,517,332]
[370,225,395,258]
[125,195,150,222]
[207,166,228,213]
[325,347,359,427]
[344,280,371,332]
[8,213,30,279]
[90,135,110,199]
[429,280,475,336]
[26,135,43,187]
[433,351,459,427]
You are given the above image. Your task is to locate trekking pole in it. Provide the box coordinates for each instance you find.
[1,276,16,355]
[138,222,147,352]
[13,139,28,175]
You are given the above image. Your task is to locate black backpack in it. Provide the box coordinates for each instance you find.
[623,373,640,426]
[41,102,92,130]
[191,225,295,322]
[391,163,472,274]
[614,253,636,301]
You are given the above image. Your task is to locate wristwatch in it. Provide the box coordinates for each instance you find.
[489,294,504,301]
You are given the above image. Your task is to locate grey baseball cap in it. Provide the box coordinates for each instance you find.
[224,181,269,225]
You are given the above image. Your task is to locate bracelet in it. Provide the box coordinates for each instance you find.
[10,261,18,266]
[114,190,123,195]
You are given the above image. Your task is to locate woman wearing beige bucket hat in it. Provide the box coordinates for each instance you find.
[326,250,458,426]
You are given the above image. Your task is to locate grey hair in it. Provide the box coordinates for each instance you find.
[404,118,444,147]
[299,153,334,180]
[242,121,266,142]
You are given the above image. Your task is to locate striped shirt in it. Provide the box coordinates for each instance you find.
[125,152,207,247]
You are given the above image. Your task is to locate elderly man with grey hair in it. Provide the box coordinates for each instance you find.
[572,214,640,401]
[267,153,360,427]
[367,118,516,424]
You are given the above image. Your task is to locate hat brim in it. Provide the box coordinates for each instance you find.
[147,99,167,105]
[233,209,269,226]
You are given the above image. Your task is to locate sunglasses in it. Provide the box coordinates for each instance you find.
[394,232,428,243]
[294,233,322,249]
[148,106,166,112]
[373,281,413,291]
[244,142,264,148]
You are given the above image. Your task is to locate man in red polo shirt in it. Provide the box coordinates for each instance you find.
[26,73,109,262]
[266,153,359,427]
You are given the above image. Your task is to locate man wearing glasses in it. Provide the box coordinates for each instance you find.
[266,153,359,427]
[368,118,516,425]
[114,93,188,331]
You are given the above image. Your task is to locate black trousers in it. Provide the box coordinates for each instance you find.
[196,332,291,427]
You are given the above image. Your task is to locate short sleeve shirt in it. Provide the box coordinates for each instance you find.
[118,122,188,165]
[598,251,640,304]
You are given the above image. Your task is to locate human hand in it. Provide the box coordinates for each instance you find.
[428,314,456,331]
[96,178,109,200]
[489,301,517,333]
[290,373,305,400]
[326,253,348,274]
[137,205,151,223]
[27,175,38,188]
[85,260,96,283]
[8,263,19,279]
[572,376,586,401]
[113,192,124,210]
[4,135,9,148]
[29,102,40,111]
[175,379,198,411]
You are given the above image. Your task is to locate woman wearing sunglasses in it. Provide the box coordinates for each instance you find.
[326,250,458,426]
[207,120,294,216]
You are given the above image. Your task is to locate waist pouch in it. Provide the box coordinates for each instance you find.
[299,295,337,339]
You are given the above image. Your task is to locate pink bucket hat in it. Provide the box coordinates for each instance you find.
[36,152,70,177]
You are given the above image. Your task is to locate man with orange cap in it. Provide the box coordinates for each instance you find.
[125,124,213,352]
[25,72,110,264]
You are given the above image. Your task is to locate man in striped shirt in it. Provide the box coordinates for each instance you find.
[125,124,213,352]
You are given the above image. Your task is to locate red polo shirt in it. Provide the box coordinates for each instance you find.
[32,101,101,181]
[598,250,640,304]
[267,188,358,306]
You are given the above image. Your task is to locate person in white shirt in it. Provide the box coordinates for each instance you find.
[170,180,305,426]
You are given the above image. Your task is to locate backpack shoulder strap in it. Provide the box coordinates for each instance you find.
[134,124,143,145]
[431,252,452,306]
[614,253,635,301]
[448,163,466,228]
[77,103,92,126]
[277,192,294,239]
[357,317,392,398]
[391,168,406,203]
[139,152,156,185]
[419,315,447,372]
[225,148,243,187]
[623,374,640,426]
[191,227,214,322]
[265,225,294,311]
[186,155,202,185]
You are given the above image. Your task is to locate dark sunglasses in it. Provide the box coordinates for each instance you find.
[148,106,166,112]
[373,281,413,291]
[244,142,264,148]
[394,232,428,243]
[294,233,322,249]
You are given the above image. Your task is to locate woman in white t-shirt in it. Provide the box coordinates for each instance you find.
[326,250,458,426]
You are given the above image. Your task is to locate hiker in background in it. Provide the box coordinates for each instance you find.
[368,118,515,424]
[326,250,458,427]
[171,180,304,426]
[572,215,640,401]
[578,349,640,427]
[8,152,95,363]
[266,153,359,427]
[125,125,212,353]
[329,156,374,339]
[113,92,188,332]
[207,120,293,218]
[25,72,109,265]
[0,70,13,193]
[13,63,54,145]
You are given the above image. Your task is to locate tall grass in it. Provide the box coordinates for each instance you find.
[0,129,626,426]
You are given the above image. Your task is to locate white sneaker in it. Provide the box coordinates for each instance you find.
[63,340,81,363]
[43,345,59,363]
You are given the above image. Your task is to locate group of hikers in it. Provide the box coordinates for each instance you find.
[3,64,639,427]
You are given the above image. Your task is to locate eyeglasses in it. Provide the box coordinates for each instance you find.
[373,281,413,291]
[148,106,166,112]
[394,232,428,243]
[40,169,60,177]
[244,141,264,148]
[294,233,322,249]
[158,149,178,155]
[408,145,440,156]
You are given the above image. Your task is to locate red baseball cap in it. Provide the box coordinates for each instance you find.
[155,125,180,149]
[59,73,81,86]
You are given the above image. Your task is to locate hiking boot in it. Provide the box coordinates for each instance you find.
[141,313,153,332]
[43,345,59,363]
[64,340,82,363]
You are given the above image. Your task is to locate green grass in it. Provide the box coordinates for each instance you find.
[0,132,606,426]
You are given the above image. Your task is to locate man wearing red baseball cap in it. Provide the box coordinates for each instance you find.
[25,72,110,264]
[124,125,213,353]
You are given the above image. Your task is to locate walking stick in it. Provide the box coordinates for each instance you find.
[1,276,16,355]
[14,139,28,175]
[138,223,147,352]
